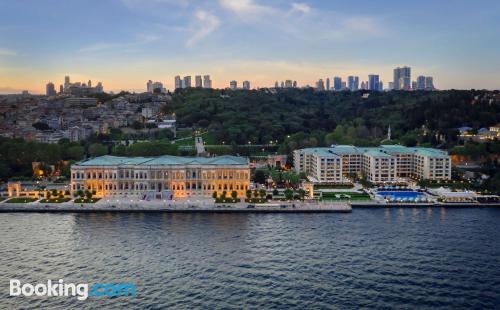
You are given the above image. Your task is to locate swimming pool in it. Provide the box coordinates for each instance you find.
[377,191,425,200]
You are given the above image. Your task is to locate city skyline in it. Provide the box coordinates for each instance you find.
[1,0,500,94]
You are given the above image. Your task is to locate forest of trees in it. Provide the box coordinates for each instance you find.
[164,88,499,150]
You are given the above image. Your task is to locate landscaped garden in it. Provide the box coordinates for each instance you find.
[39,198,71,203]
[74,198,101,203]
[213,191,240,203]
[4,197,38,203]
[314,184,354,190]
[318,191,371,201]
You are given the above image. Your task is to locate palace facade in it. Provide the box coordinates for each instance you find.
[294,145,451,184]
[71,155,250,199]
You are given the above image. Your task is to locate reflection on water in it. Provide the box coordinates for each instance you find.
[0,208,500,309]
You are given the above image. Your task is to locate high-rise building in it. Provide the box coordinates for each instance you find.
[203,75,212,88]
[341,81,347,90]
[64,76,70,90]
[230,80,237,90]
[174,76,182,89]
[333,77,342,91]
[88,80,92,88]
[242,80,250,90]
[281,81,285,88]
[326,78,330,91]
[412,81,417,90]
[368,75,380,91]
[388,82,394,90]
[416,76,426,90]
[285,80,293,88]
[195,75,202,88]
[316,79,325,91]
[348,76,359,91]
[147,80,153,92]
[46,82,56,96]
[275,81,279,88]
[183,76,191,88]
[59,84,63,94]
[378,81,384,91]
[393,66,411,90]
[425,76,434,90]
[292,81,297,88]
[95,82,103,93]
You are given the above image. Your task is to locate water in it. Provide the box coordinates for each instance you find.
[377,191,425,199]
[1,208,500,309]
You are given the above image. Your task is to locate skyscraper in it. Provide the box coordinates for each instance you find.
[333,77,342,91]
[378,81,384,91]
[230,80,237,90]
[326,78,330,91]
[348,76,359,91]
[368,75,380,91]
[174,76,182,89]
[64,75,70,90]
[46,82,56,96]
[393,66,411,90]
[183,76,191,88]
[416,76,426,90]
[203,75,212,88]
[316,79,325,91]
[425,76,434,90]
[195,75,202,88]
[242,80,250,90]
[285,80,293,88]
[147,80,153,92]
[292,81,297,88]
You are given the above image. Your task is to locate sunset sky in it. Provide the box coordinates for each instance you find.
[1,0,499,94]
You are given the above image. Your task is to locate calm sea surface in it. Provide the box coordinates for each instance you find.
[1,208,499,309]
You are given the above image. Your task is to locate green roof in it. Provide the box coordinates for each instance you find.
[298,145,449,158]
[75,155,249,167]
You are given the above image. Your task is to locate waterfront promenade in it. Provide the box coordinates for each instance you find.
[0,198,352,213]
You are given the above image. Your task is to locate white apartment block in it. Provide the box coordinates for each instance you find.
[294,145,451,184]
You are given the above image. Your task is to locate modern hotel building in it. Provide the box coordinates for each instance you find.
[294,145,451,184]
[71,155,250,199]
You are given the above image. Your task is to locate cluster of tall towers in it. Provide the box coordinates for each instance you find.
[175,75,212,89]
[315,66,435,92]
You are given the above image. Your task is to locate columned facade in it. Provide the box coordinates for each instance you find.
[71,155,250,199]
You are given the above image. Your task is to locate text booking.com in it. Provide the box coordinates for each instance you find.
[10,279,137,301]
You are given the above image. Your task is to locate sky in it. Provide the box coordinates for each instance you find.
[0,0,499,94]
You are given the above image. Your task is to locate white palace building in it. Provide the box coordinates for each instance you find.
[71,155,250,199]
[294,145,451,184]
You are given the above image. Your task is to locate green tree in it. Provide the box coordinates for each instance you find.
[88,143,108,157]
[259,189,266,199]
[231,191,238,199]
[246,189,252,199]
[284,188,294,200]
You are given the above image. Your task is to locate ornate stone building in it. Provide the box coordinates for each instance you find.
[71,155,250,199]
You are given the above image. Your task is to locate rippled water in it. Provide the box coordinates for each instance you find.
[1,208,500,309]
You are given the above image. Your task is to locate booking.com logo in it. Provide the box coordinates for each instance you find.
[10,279,137,301]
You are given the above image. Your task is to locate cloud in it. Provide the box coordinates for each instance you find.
[290,2,311,14]
[136,33,162,43]
[186,10,221,47]
[0,48,17,56]
[219,0,273,18]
